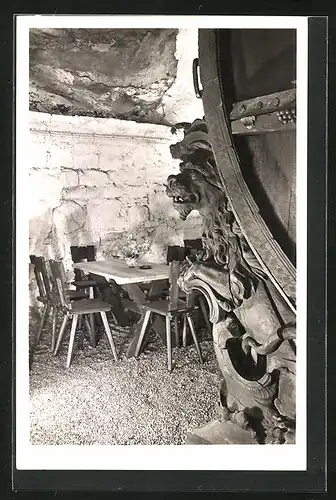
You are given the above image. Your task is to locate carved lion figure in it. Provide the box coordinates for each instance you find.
[166,119,297,443]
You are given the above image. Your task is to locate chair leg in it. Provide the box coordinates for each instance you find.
[100,311,118,362]
[173,317,179,347]
[50,306,58,352]
[66,314,79,368]
[78,315,83,330]
[89,314,95,339]
[134,310,151,357]
[84,314,96,347]
[186,313,203,363]
[198,295,212,334]
[36,303,49,342]
[54,314,69,355]
[182,315,188,347]
[89,287,95,335]
[110,311,117,323]
[137,309,146,325]
[166,316,172,371]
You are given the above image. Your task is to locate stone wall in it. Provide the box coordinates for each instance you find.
[29,111,203,279]
[29,28,204,127]
[29,28,178,124]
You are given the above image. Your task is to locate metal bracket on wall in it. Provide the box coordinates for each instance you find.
[229,89,296,121]
[192,58,203,98]
[231,110,296,135]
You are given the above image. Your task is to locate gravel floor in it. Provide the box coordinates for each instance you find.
[29,310,221,445]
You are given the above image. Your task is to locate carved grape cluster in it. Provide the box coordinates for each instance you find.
[276,108,296,124]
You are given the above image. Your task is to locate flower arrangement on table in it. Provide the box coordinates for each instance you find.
[120,234,151,267]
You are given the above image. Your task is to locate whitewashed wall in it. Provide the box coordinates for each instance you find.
[28,112,203,275]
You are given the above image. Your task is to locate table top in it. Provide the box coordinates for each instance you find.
[73,259,170,285]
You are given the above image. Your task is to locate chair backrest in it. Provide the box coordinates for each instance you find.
[183,239,203,259]
[29,255,52,301]
[166,245,186,265]
[49,260,71,309]
[168,261,181,311]
[70,245,96,281]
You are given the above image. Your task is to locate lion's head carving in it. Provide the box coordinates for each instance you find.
[166,118,227,221]
[166,160,226,221]
[169,118,212,162]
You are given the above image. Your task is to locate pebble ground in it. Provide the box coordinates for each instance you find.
[29,313,221,445]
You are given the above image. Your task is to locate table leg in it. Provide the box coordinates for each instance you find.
[126,315,151,357]
[173,317,180,347]
[122,284,147,305]
[99,279,129,326]
[123,283,178,357]
[123,284,149,358]
[134,310,152,357]
[89,286,95,340]
[148,279,168,300]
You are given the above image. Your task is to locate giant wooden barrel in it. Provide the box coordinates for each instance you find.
[197,29,296,310]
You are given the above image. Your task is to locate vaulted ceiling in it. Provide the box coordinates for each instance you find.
[29,28,178,125]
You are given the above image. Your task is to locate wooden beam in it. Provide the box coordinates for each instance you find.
[231,110,296,135]
[230,89,296,121]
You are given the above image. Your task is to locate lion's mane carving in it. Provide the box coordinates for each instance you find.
[166,120,266,311]
[166,119,297,442]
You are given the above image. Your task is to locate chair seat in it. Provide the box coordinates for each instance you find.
[141,299,197,316]
[72,279,97,288]
[37,296,48,304]
[70,298,111,314]
[38,289,87,305]
[68,289,88,300]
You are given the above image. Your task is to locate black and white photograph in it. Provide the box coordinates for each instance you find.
[15,15,310,474]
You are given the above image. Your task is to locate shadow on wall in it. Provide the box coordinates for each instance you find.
[30,203,92,257]
[29,201,95,302]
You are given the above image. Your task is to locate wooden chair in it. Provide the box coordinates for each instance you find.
[30,255,89,358]
[70,245,101,339]
[30,255,59,352]
[70,245,98,293]
[167,245,212,337]
[49,259,118,368]
[135,261,203,371]
[71,245,130,328]
[166,245,186,265]
[183,238,203,259]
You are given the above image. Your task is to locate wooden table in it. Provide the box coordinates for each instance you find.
[73,259,170,356]
[74,258,169,284]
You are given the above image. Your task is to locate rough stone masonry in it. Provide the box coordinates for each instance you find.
[28,113,203,278]
[29,28,204,127]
